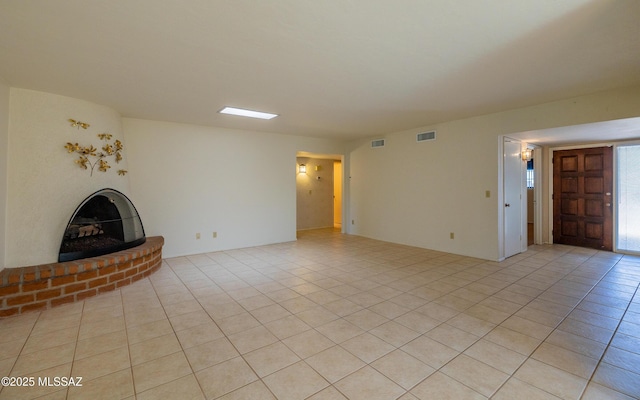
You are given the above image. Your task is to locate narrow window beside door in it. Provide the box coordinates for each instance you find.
[617,145,640,252]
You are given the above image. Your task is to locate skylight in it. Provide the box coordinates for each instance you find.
[219,107,278,120]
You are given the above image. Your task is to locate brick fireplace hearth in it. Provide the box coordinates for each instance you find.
[0,236,164,317]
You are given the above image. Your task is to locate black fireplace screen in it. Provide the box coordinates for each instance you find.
[59,188,145,262]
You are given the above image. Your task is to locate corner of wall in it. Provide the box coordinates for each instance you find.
[0,78,10,270]
[5,89,129,268]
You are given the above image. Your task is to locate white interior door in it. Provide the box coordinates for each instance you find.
[333,161,342,228]
[504,138,524,258]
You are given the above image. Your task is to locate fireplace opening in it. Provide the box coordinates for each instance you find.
[59,189,145,262]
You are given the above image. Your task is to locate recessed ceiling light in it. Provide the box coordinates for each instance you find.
[219,106,278,120]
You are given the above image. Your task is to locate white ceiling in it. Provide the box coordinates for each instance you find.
[512,117,640,146]
[1,0,639,142]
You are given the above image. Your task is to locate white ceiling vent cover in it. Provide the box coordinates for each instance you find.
[417,131,436,142]
[371,139,385,148]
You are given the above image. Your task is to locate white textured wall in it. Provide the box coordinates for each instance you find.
[348,86,640,261]
[6,89,130,268]
[123,118,344,258]
[0,79,9,270]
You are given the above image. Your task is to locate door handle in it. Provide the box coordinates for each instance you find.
[505,203,511,207]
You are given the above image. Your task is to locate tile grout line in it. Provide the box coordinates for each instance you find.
[1,310,41,398]
[486,253,629,399]
[147,262,212,399]
[30,230,629,400]
[578,280,640,400]
[416,249,623,398]
[164,258,285,400]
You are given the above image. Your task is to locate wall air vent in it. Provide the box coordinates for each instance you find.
[417,131,436,142]
[371,139,385,148]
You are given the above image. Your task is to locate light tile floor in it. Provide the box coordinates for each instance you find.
[1,228,640,399]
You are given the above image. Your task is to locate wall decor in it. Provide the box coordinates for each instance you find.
[64,118,127,176]
[68,118,90,129]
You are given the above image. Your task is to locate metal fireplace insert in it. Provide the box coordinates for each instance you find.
[58,188,145,262]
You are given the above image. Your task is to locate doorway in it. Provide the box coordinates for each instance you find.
[526,149,534,246]
[552,146,613,251]
[295,153,343,231]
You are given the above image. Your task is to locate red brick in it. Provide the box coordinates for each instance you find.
[51,295,75,307]
[98,265,117,276]
[88,277,108,289]
[23,272,37,282]
[0,307,19,318]
[0,285,20,297]
[21,301,48,313]
[39,268,53,280]
[51,275,75,286]
[21,280,49,292]
[115,278,131,288]
[53,265,66,277]
[7,271,22,285]
[64,282,87,294]
[7,294,35,306]
[76,289,96,301]
[117,261,133,271]
[36,288,62,301]
[98,283,116,294]
[67,264,79,274]
[0,235,164,318]
[77,270,98,281]
[108,272,125,283]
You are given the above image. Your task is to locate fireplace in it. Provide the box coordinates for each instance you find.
[59,188,145,262]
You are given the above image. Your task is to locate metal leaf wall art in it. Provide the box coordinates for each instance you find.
[64,119,128,177]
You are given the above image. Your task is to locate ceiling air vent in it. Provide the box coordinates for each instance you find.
[371,139,385,148]
[417,131,436,142]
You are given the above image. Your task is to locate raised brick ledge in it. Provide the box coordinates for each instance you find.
[0,236,164,318]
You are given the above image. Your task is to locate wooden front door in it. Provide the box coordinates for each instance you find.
[553,147,613,250]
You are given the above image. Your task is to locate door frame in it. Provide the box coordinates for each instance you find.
[547,143,615,249]
[295,152,346,233]
[526,146,543,246]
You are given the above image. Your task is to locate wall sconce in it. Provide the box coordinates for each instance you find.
[298,164,306,174]
[521,148,533,161]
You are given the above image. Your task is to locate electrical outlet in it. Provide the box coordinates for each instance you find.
[213,232,217,238]
[196,233,201,239]
[450,232,454,239]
